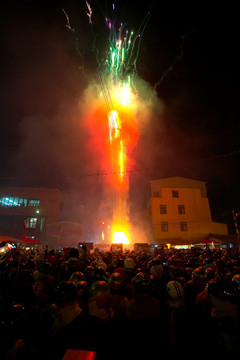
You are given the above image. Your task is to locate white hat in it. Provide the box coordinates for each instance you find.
[167,280,184,300]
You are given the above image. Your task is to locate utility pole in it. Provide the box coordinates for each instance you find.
[232,209,240,255]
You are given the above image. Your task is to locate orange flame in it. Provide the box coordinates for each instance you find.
[112,230,129,244]
[85,80,139,245]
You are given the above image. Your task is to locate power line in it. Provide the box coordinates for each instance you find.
[188,149,240,163]
[0,149,239,181]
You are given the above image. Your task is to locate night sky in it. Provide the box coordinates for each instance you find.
[0,1,239,233]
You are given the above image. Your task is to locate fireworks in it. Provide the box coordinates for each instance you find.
[101,14,142,244]
[64,2,149,245]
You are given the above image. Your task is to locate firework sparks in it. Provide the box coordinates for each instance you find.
[85,1,93,24]
[101,17,141,245]
[68,2,151,245]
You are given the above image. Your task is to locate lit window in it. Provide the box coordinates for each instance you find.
[18,198,27,206]
[28,199,40,207]
[160,205,167,214]
[178,205,185,214]
[26,217,38,228]
[0,197,20,207]
[161,222,168,232]
[180,222,188,231]
[172,190,179,198]
[0,196,29,207]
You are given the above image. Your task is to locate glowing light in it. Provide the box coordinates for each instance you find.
[119,140,124,181]
[112,230,129,244]
[117,79,131,107]
[108,110,120,142]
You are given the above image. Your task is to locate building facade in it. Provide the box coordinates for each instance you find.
[44,221,86,249]
[148,177,228,245]
[0,187,62,241]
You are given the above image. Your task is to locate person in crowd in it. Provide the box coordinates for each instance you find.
[107,271,129,322]
[33,280,112,360]
[206,275,240,359]
[75,280,89,314]
[88,280,113,322]
[184,265,208,309]
[149,257,168,306]
[166,279,187,354]
[124,270,169,359]
[0,302,34,360]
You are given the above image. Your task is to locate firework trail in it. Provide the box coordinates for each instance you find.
[63,2,154,244]
[98,4,145,244]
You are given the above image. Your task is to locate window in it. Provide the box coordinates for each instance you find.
[0,197,21,207]
[153,190,161,197]
[161,221,168,232]
[160,205,167,214]
[28,199,40,207]
[180,222,188,231]
[26,217,38,229]
[0,196,38,207]
[178,205,185,214]
[172,190,179,198]
[18,198,27,206]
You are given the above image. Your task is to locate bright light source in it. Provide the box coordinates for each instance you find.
[112,231,129,244]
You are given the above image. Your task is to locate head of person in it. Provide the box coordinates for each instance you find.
[192,266,207,289]
[88,281,112,321]
[149,258,163,280]
[108,272,125,295]
[54,280,78,306]
[69,271,85,284]
[133,272,152,295]
[166,280,185,308]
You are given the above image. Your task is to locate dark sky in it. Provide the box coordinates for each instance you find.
[0,1,239,232]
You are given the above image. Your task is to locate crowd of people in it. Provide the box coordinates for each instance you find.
[0,242,240,360]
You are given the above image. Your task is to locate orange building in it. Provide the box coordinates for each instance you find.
[148,177,228,246]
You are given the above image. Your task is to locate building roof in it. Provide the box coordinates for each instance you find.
[149,176,207,197]
[149,176,206,188]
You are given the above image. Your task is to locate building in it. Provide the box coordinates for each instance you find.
[45,221,85,249]
[0,186,62,242]
[148,177,228,247]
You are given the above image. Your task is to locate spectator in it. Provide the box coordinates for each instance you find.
[107,272,129,322]
[184,266,207,309]
[88,280,113,322]
[124,271,168,360]
[34,280,111,360]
